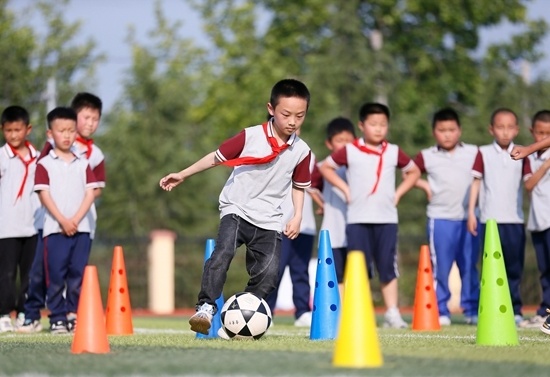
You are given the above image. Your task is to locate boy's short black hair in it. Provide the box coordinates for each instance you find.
[1,106,30,126]
[70,92,103,115]
[270,79,310,108]
[47,107,77,129]
[358,102,390,122]
[532,110,550,126]
[432,108,460,129]
[326,117,356,141]
[490,107,518,126]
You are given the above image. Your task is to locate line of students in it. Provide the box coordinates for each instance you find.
[0,93,105,334]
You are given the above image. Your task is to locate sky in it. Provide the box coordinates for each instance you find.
[8,0,550,112]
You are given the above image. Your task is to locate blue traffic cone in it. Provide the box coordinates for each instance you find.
[196,239,225,339]
[310,230,341,340]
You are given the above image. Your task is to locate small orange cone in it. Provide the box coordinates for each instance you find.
[105,246,134,335]
[412,245,441,331]
[71,265,110,354]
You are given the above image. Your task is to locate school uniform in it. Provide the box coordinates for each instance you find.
[326,138,415,282]
[524,149,550,317]
[0,142,39,316]
[414,143,480,317]
[472,141,527,316]
[34,149,99,324]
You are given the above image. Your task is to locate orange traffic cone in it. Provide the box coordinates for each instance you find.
[412,245,440,331]
[105,246,134,335]
[71,265,110,354]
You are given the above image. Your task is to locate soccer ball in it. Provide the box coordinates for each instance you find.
[220,292,272,340]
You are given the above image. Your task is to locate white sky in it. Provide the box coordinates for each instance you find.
[7,0,550,112]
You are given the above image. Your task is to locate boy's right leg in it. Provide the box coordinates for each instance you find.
[0,239,19,332]
[44,235,71,334]
[265,234,292,315]
[22,231,46,324]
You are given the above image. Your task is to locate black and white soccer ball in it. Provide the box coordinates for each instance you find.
[220,292,272,340]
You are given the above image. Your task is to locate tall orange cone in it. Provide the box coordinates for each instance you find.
[105,246,134,335]
[71,265,110,354]
[333,251,382,368]
[412,245,441,331]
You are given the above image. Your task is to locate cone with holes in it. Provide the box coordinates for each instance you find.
[196,239,225,339]
[333,251,382,368]
[476,219,518,345]
[412,245,440,331]
[105,246,134,335]
[310,230,341,340]
[71,265,110,354]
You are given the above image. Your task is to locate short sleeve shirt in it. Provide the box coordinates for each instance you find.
[524,149,550,231]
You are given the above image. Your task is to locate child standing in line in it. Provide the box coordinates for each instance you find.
[518,110,550,330]
[159,79,312,337]
[414,108,480,326]
[319,103,420,328]
[19,93,106,333]
[468,107,527,325]
[0,106,39,333]
[310,117,356,298]
[33,107,98,334]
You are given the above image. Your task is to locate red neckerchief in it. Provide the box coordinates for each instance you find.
[222,122,290,167]
[8,141,37,202]
[352,139,388,194]
[76,136,93,159]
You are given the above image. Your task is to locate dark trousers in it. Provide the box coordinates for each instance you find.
[480,223,525,316]
[44,233,92,323]
[531,228,550,317]
[24,230,47,321]
[198,214,281,310]
[266,233,314,319]
[0,236,38,315]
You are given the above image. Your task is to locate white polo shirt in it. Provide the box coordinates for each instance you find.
[0,143,40,238]
[326,138,415,224]
[216,123,311,232]
[472,141,526,224]
[414,143,478,220]
[524,149,550,232]
[34,150,99,237]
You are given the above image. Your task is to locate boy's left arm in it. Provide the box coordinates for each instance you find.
[70,188,96,226]
[395,151,421,205]
[284,186,305,240]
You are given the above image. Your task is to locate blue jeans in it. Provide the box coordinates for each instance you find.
[197,214,282,310]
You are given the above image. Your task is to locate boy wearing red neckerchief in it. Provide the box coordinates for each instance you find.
[320,102,420,328]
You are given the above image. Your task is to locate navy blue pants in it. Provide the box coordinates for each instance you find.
[531,228,550,317]
[266,233,314,319]
[332,247,347,283]
[480,223,525,316]
[44,233,92,323]
[428,219,480,317]
[24,230,46,321]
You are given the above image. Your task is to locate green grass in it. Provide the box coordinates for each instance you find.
[0,315,548,376]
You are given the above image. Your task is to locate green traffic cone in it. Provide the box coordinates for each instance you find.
[476,219,519,346]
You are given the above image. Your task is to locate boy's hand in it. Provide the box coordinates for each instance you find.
[283,217,301,240]
[159,173,185,191]
[510,145,528,160]
[60,218,77,237]
[467,215,478,236]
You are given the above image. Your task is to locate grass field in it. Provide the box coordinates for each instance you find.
[0,314,548,377]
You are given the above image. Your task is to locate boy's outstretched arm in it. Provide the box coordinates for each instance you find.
[395,164,421,206]
[414,178,432,201]
[467,178,481,236]
[160,151,219,191]
[511,138,550,160]
[319,160,350,203]
[284,186,305,240]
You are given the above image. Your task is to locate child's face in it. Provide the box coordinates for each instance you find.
[47,118,77,152]
[267,96,308,138]
[2,121,31,149]
[326,131,355,152]
[489,112,519,149]
[433,120,461,151]
[76,107,101,139]
[358,113,388,145]
[531,120,550,152]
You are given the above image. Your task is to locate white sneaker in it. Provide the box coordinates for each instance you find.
[294,311,312,327]
[0,316,14,333]
[189,303,214,335]
[514,315,524,326]
[17,319,42,333]
[519,315,546,329]
[439,315,451,326]
[383,308,408,328]
[217,327,231,340]
[14,313,25,329]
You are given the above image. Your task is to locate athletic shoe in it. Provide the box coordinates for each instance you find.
[14,313,25,329]
[439,315,451,326]
[217,327,231,340]
[67,313,77,333]
[540,309,550,335]
[294,311,312,327]
[519,315,546,329]
[0,315,14,333]
[383,308,408,328]
[189,303,215,335]
[465,315,478,325]
[49,320,69,334]
[17,319,43,333]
